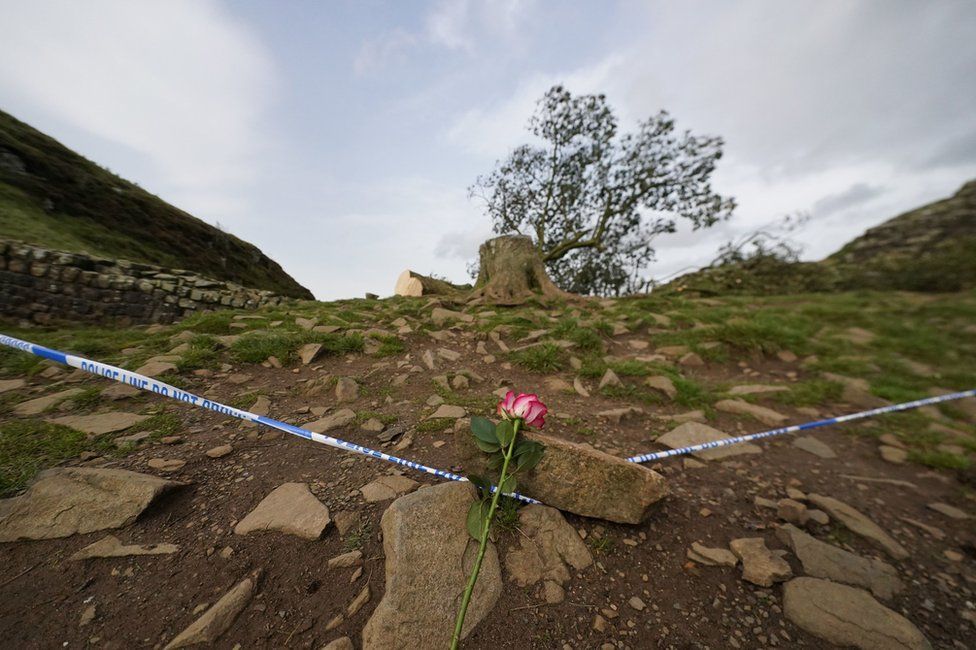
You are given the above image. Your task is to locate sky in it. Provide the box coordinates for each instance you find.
[1,0,975,300]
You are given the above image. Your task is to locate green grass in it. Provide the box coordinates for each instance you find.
[510,344,565,373]
[0,420,93,495]
[176,335,221,371]
[416,418,453,433]
[230,331,364,364]
[370,334,406,357]
[0,109,312,298]
[909,449,971,471]
[773,379,843,407]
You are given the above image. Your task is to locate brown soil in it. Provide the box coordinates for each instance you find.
[1,326,974,649]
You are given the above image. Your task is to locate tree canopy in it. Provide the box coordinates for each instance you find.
[470,85,735,295]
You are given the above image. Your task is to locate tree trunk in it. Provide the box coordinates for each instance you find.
[394,270,467,297]
[470,235,569,305]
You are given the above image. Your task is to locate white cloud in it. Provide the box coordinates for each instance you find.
[354,0,536,75]
[0,0,274,222]
[441,1,976,287]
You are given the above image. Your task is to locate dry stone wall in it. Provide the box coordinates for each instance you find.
[0,239,288,325]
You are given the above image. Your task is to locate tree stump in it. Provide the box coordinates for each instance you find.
[470,235,569,305]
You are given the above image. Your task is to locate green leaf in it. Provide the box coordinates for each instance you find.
[495,420,515,447]
[515,441,545,472]
[499,474,517,495]
[468,474,491,498]
[487,454,505,471]
[470,416,496,443]
[474,438,501,453]
[466,500,487,540]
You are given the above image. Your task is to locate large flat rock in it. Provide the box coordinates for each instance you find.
[783,577,930,649]
[505,505,593,587]
[455,429,667,524]
[48,411,149,436]
[13,387,83,416]
[656,422,762,461]
[362,482,501,649]
[0,468,183,542]
[234,483,331,539]
[776,524,902,599]
[806,493,908,560]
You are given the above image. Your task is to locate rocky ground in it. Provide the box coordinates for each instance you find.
[0,290,974,649]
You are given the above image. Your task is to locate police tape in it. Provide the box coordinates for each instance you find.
[0,333,541,504]
[3,332,975,488]
[625,388,976,464]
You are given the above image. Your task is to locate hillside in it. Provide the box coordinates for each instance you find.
[664,179,976,295]
[0,110,313,299]
[826,178,976,291]
[0,290,974,647]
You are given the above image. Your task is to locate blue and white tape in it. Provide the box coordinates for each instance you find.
[626,388,976,464]
[0,333,540,504]
[3,332,975,492]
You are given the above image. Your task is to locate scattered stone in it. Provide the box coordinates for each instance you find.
[164,572,261,649]
[428,404,466,419]
[135,360,178,377]
[792,436,836,459]
[777,350,798,363]
[729,537,792,587]
[687,542,738,567]
[322,637,354,650]
[822,372,889,408]
[542,581,565,604]
[299,343,323,365]
[0,468,182,541]
[114,431,151,448]
[715,399,788,426]
[335,377,359,403]
[431,307,473,326]
[573,377,590,397]
[361,418,385,432]
[628,596,646,611]
[840,327,876,345]
[926,502,970,520]
[0,378,26,394]
[71,534,178,560]
[362,482,501,649]
[148,458,186,472]
[598,368,621,390]
[783,578,930,650]
[80,604,96,626]
[728,384,788,396]
[227,373,252,385]
[671,410,706,424]
[308,408,357,433]
[879,433,906,449]
[234,483,332,540]
[806,494,908,559]
[777,499,809,526]
[437,347,461,362]
[644,375,677,400]
[250,395,271,416]
[807,509,830,526]
[360,475,419,502]
[899,517,945,540]
[776,524,902,599]
[329,550,363,569]
[346,584,371,617]
[49,411,149,436]
[678,352,704,367]
[597,407,643,425]
[656,422,762,461]
[206,445,233,459]
[505,505,593,587]
[102,383,142,400]
[879,445,908,464]
[13,388,83,416]
[455,429,667,524]
[544,377,574,394]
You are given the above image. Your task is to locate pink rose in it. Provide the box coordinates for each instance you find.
[496,390,547,429]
